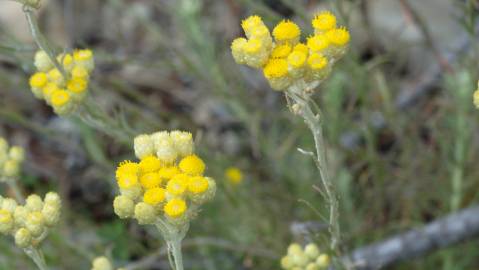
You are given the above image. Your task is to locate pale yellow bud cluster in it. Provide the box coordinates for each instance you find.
[0,137,25,180]
[29,49,95,115]
[231,12,349,92]
[280,243,330,270]
[113,130,216,227]
[0,192,61,248]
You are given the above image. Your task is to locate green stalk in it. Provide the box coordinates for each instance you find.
[24,247,49,270]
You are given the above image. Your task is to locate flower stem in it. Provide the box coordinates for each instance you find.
[167,239,184,270]
[24,247,49,270]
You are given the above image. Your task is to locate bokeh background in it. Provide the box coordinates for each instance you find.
[0,0,479,269]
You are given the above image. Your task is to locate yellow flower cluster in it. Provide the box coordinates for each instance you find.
[225,166,243,185]
[113,130,216,226]
[29,49,94,115]
[280,243,330,270]
[0,137,25,179]
[231,11,349,91]
[0,192,61,248]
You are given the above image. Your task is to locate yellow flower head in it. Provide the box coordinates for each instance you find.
[42,83,59,101]
[187,176,209,194]
[116,161,139,179]
[164,198,187,218]
[308,53,328,70]
[287,50,308,68]
[263,59,288,79]
[231,37,248,64]
[73,49,93,62]
[67,77,87,94]
[158,166,180,181]
[48,68,65,86]
[271,44,292,59]
[241,15,263,34]
[326,27,350,46]
[225,167,243,185]
[140,172,161,189]
[307,34,330,52]
[51,90,71,107]
[117,174,139,189]
[166,174,189,196]
[29,72,48,89]
[243,38,263,54]
[312,11,337,31]
[273,20,300,43]
[139,155,162,173]
[179,155,205,176]
[143,187,166,205]
[72,66,89,79]
[57,53,73,70]
[293,43,309,54]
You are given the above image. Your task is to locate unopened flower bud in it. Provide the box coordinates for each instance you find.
[0,209,14,234]
[134,202,156,225]
[316,254,330,268]
[26,194,44,212]
[134,134,154,159]
[304,243,320,259]
[15,228,32,248]
[91,256,113,270]
[26,211,45,237]
[113,195,135,219]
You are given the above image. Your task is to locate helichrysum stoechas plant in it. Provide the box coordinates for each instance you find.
[29,49,94,115]
[0,137,25,180]
[280,243,330,270]
[225,166,243,185]
[113,130,216,270]
[232,11,349,266]
[0,192,61,270]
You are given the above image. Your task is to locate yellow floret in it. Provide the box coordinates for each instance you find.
[187,176,209,194]
[307,34,330,52]
[47,68,65,86]
[231,37,248,64]
[143,188,166,205]
[271,44,292,59]
[71,66,89,79]
[42,83,59,103]
[272,20,300,43]
[225,167,243,185]
[116,161,139,179]
[29,72,48,89]
[287,50,307,68]
[312,11,337,32]
[326,27,350,46]
[139,172,161,189]
[179,155,205,176]
[164,198,187,218]
[57,53,74,70]
[139,155,162,173]
[67,77,88,94]
[308,53,328,70]
[158,166,180,180]
[51,89,71,107]
[263,59,288,79]
[117,173,139,189]
[166,174,189,196]
[241,15,264,34]
[293,43,309,54]
[73,49,93,62]
[243,38,262,54]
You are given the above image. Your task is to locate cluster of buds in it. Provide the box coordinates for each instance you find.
[0,192,61,248]
[113,130,216,228]
[29,49,94,115]
[231,11,349,92]
[280,243,330,270]
[91,256,125,270]
[0,137,25,179]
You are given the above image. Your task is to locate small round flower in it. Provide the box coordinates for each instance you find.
[291,252,309,267]
[316,254,330,268]
[231,37,248,64]
[170,130,194,157]
[287,243,303,255]
[241,15,264,36]
[42,82,59,103]
[155,140,178,164]
[139,172,161,189]
[134,134,154,159]
[15,228,32,248]
[26,211,45,237]
[179,155,205,176]
[72,66,89,80]
[26,194,44,212]
[293,43,309,54]
[187,176,209,194]
[44,192,61,209]
[143,188,166,206]
[67,77,88,96]
[34,50,53,72]
[117,173,139,189]
[29,72,48,98]
[287,50,308,69]
[326,27,350,46]
[73,49,95,72]
[1,198,17,212]
[307,35,330,52]
[139,156,162,173]
[166,174,189,196]
[42,203,61,226]
[3,160,19,177]
[308,53,328,71]
[113,195,135,219]
[158,166,180,181]
[0,209,14,234]
[225,167,243,185]
[263,59,289,79]
[312,11,337,32]
[243,38,262,54]
[14,206,29,227]
[306,263,319,270]
[47,68,65,86]
[116,161,139,179]
[280,255,294,269]
[120,185,142,201]
[304,243,320,259]
[57,53,74,70]
[51,89,73,115]
[91,256,113,270]
[273,20,301,44]
[271,44,292,59]
[164,198,187,219]
[9,146,24,162]
[134,202,156,224]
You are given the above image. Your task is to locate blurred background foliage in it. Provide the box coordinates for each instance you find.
[0,0,479,269]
